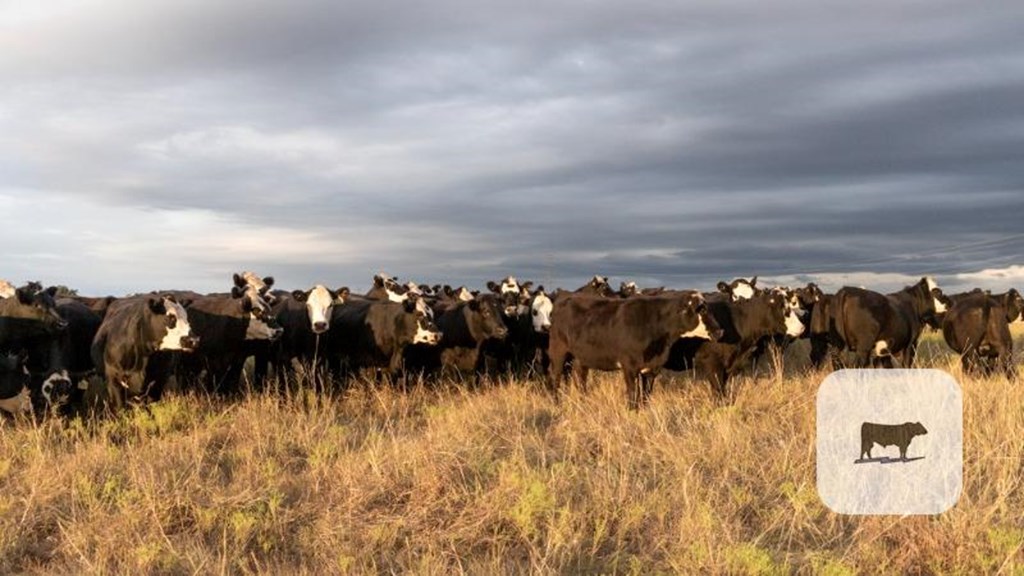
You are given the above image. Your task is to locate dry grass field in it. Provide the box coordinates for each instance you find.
[1,327,1022,574]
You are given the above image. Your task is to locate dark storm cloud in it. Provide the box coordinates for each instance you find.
[1,1,1022,294]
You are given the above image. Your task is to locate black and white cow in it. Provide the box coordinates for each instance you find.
[91,295,198,410]
[405,294,508,385]
[0,282,72,411]
[665,289,805,398]
[252,284,350,386]
[180,290,283,395]
[833,277,950,368]
[233,271,277,304]
[327,297,442,386]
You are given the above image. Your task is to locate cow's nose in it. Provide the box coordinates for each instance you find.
[313,321,328,333]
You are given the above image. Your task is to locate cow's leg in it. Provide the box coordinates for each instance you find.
[640,370,657,406]
[899,444,907,461]
[810,336,830,369]
[546,346,567,395]
[572,364,590,393]
[623,369,642,410]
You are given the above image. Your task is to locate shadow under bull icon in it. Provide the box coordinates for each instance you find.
[854,421,927,464]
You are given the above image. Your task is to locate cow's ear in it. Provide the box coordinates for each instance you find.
[231,286,245,299]
[432,284,442,293]
[240,296,254,313]
[335,287,350,301]
[443,285,454,296]
[749,276,758,287]
[521,281,534,292]
[291,290,309,302]
[44,286,59,298]
[373,275,385,288]
[468,298,480,311]
[178,298,193,308]
[716,282,729,293]
[233,273,246,288]
[403,298,417,313]
[487,281,500,294]
[148,298,166,315]
[262,276,274,288]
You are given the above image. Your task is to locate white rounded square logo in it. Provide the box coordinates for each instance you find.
[816,369,963,515]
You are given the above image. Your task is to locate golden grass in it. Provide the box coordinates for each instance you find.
[0,329,1022,574]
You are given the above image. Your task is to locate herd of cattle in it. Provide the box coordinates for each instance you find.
[0,272,1021,415]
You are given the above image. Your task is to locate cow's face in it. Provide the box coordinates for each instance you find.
[794,283,824,307]
[293,285,349,334]
[233,271,276,304]
[373,273,408,302]
[762,291,805,337]
[40,369,73,409]
[1004,289,1023,323]
[530,289,553,333]
[678,292,723,340]
[0,280,14,299]
[11,283,68,334]
[718,277,759,301]
[488,276,527,316]
[912,422,928,436]
[404,298,442,345]
[924,277,948,315]
[151,297,198,351]
[240,293,283,341]
[619,281,639,298]
[469,297,508,340]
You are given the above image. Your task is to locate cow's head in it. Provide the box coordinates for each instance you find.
[149,296,199,351]
[910,422,928,436]
[40,369,73,410]
[292,285,349,334]
[1003,288,1024,324]
[487,276,529,317]
[911,277,949,327]
[233,271,277,304]
[468,296,508,341]
[238,291,283,341]
[759,289,805,337]
[677,291,724,341]
[619,281,639,298]
[7,282,68,335]
[403,298,442,345]
[373,273,409,302]
[530,287,554,333]
[717,277,759,301]
[793,283,824,308]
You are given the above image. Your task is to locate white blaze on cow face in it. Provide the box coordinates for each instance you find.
[306,285,337,333]
[0,387,31,415]
[784,306,805,337]
[500,276,520,294]
[0,279,14,299]
[732,282,756,300]
[158,298,195,350]
[924,277,947,314]
[681,313,712,340]
[415,297,434,319]
[41,370,71,406]
[413,318,442,345]
[531,291,553,333]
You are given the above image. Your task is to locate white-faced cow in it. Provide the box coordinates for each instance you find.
[548,292,721,409]
[665,289,804,399]
[233,271,277,304]
[327,297,442,387]
[0,280,15,300]
[833,277,950,368]
[91,295,198,410]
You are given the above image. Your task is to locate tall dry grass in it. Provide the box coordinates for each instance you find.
[0,328,1021,574]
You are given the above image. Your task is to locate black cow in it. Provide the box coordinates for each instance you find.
[748,283,824,370]
[0,352,32,416]
[665,289,805,398]
[833,277,950,368]
[942,290,1020,377]
[180,290,283,395]
[405,295,508,384]
[91,296,198,410]
[327,297,442,386]
[45,297,107,413]
[548,292,720,409]
[860,422,927,461]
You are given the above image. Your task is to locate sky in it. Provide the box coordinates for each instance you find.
[1,0,1022,295]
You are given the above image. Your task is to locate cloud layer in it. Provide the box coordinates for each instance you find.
[2,1,1022,294]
